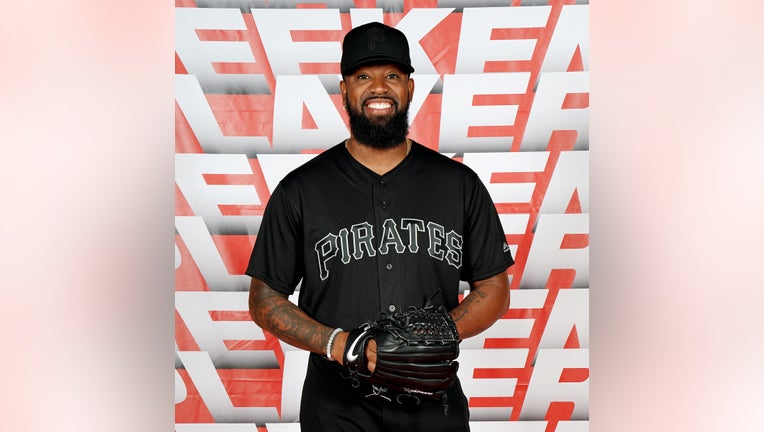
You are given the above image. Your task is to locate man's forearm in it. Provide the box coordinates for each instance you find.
[450,272,510,339]
[249,278,333,355]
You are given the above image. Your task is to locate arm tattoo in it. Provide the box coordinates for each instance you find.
[252,286,331,355]
[451,288,487,323]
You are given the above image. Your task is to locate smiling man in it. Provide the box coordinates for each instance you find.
[246,22,514,431]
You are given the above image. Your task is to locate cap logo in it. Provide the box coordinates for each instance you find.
[367,27,385,51]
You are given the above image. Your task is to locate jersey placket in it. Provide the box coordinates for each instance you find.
[371,177,403,315]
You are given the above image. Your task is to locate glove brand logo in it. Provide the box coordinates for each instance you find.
[345,329,369,363]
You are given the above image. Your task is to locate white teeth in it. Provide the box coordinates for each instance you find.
[367,102,392,109]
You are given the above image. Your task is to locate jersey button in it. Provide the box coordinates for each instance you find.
[385,263,393,270]
[388,304,397,313]
[380,201,388,209]
[378,181,386,188]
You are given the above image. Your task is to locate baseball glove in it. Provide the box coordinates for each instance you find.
[343,304,460,399]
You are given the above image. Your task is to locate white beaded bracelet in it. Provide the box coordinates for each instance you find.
[326,328,343,360]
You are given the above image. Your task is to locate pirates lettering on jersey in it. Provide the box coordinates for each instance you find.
[314,218,463,280]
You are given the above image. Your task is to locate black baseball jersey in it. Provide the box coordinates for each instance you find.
[246,141,513,330]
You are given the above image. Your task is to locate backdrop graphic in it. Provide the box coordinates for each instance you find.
[174,1,589,430]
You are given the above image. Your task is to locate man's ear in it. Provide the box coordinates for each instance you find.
[339,79,347,100]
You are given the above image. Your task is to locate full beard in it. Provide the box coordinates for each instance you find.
[345,96,410,150]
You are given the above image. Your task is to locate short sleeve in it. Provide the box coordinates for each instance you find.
[460,173,514,282]
[245,183,305,295]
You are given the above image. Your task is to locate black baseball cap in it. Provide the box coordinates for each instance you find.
[340,22,415,76]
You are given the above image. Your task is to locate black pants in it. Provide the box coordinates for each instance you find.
[300,354,470,432]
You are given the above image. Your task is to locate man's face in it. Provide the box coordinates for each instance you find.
[341,63,415,149]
